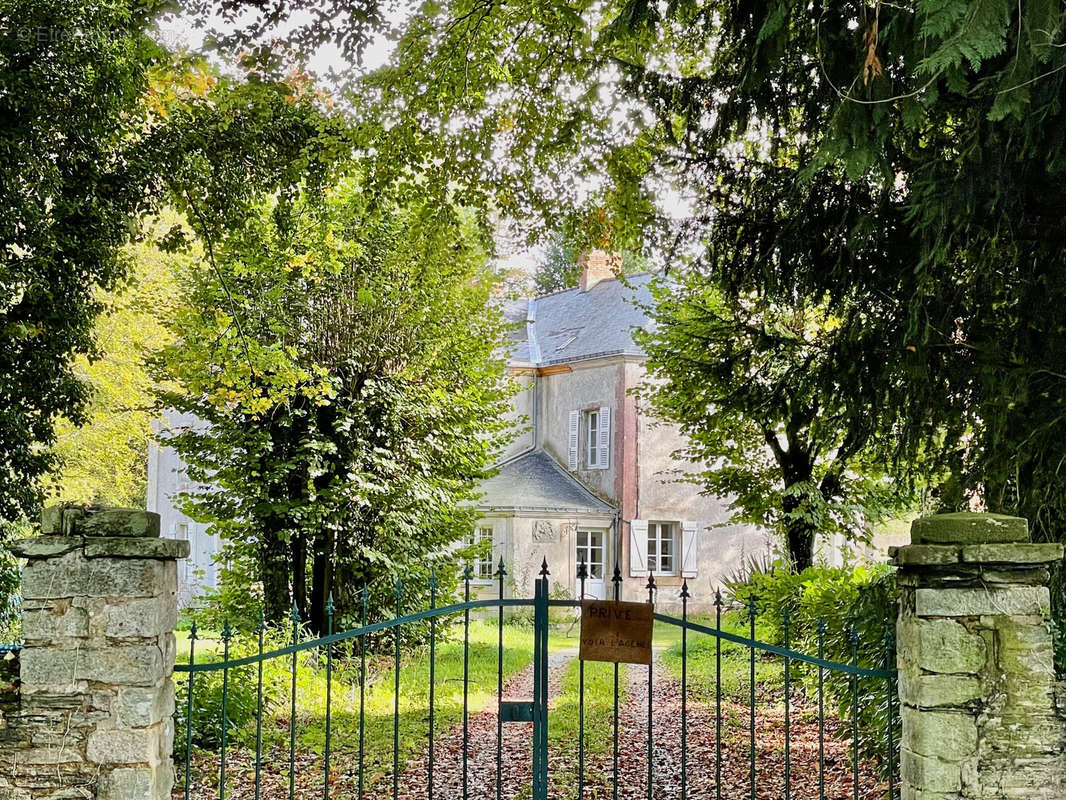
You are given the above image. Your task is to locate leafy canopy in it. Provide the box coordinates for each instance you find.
[641,275,919,568]
[0,0,165,521]
[153,172,514,629]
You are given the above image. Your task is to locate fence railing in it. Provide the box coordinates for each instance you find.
[175,559,898,800]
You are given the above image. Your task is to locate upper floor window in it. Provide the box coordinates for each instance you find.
[569,407,610,471]
[647,522,677,576]
[587,411,600,468]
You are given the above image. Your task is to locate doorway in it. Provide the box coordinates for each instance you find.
[576,528,607,599]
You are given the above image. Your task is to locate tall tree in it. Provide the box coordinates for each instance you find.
[153,176,513,630]
[0,0,163,522]
[176,1,1066,539]
[641,277,918,569]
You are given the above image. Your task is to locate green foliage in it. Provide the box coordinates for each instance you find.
[185,563,265,636]
[174,629,289,752]
[44,215,186,507]
[186,0,1066,566]
[640,278,920,568]
[0,0,164,522]
[724,561,898,769]
[153,168,514,632]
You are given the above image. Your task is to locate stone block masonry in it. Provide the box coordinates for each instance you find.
[0,506,188,800]
[893,512,1066,800]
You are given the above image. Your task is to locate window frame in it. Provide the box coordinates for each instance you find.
[647,521,678,576]
[576,528,607,581]
[586,410,600,468]
[469,526,495,583]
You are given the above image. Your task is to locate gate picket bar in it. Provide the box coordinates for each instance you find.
[175,558,899,799]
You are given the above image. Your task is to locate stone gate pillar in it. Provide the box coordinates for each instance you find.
[0,506,189,800]
[894,512,1066,800]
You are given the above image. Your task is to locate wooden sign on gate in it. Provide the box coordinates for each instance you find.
[579,600,654,665]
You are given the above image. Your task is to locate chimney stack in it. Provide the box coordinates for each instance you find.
[579,249,618,292]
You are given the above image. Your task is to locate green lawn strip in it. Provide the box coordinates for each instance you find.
[294,620,534,789]
[547,657,623,794]
[178,620,537,794]
[659,612,784,702]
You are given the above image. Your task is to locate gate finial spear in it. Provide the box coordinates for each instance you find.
[680,578,690,600]
[539,557,550,577]
[496,556,507,578]
[713,587,723,608]
[576,555,587,581]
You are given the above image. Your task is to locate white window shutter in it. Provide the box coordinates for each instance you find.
[568,410,579,470]
[598,406,611,469]
[629,519,649,577]
[681,521,700,578]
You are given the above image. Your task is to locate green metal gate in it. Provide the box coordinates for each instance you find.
[176,558,898,799]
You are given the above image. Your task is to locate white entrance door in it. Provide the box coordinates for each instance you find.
[576,528,607,599]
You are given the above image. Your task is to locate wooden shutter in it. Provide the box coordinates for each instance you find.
[629,519,649,577]
[598,406,611,469]
[681,521,699,578]
[568,410,579,470]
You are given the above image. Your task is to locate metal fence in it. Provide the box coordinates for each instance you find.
[175,559,898,800]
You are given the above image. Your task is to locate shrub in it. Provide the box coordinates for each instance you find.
[725,560,898,769]
[174,628,289,756]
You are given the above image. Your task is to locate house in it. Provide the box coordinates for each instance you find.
[146,253,772,610]
[471,253,769,610]
[146,411,222,606]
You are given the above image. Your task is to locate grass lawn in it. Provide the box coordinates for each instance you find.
[659,611,784,702]
[177,618,541,797]
[547,657,624,794]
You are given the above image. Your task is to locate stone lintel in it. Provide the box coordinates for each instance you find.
[915,586,1050,617]
[84,538,189,560]
[11,537,189,562]
[911,512,1029,545]
[7,536,83,559]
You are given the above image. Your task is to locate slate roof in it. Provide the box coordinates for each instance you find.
[508,273,655,367]
[477,451,615,513]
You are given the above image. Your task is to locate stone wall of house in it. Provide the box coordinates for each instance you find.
[0,506,188,800]
[894,512,1066,800]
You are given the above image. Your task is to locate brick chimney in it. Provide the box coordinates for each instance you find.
[579,249,618,292]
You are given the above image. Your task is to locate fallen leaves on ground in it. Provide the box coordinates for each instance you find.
[177,652,887,799]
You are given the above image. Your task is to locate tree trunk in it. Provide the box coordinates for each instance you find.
[309,537,330,637]
[292,533,307,622]
[786,522,816,571]
[260,526,291,625]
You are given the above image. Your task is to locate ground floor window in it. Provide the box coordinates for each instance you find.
[576,528,606,579]
[471,526,495,581]
[647,522,677,576]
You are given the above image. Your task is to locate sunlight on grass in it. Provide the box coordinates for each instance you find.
[659,612,784,701]
[548,657,623,792]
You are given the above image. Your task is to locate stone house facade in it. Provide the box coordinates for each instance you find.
[147,254,778,610]
[475,255,770,610]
